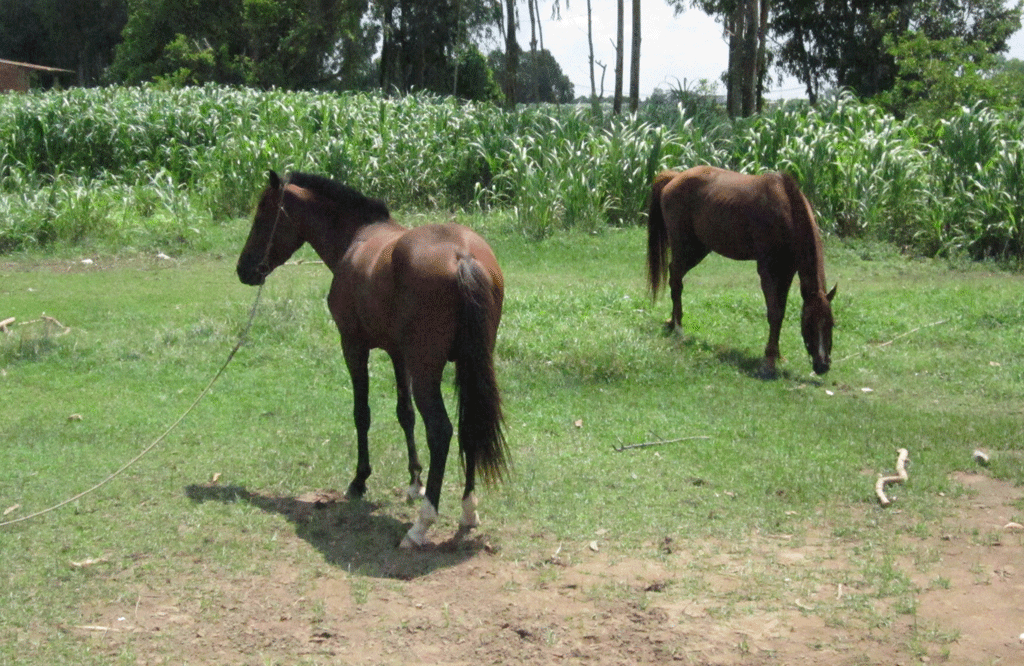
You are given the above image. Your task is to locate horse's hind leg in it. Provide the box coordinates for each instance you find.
[460,444,479,530]
[400,374,453,549]
[667,242,709,333]
[391,355,424,500]
[343,345,373,499]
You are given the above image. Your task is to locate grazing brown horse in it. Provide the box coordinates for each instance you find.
[647,166,837,376]
[237,171,508,548]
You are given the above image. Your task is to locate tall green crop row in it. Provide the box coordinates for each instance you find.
[1,86,1022,260]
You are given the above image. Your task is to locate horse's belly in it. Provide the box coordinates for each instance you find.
[694,227,758,261]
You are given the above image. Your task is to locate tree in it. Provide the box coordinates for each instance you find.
[111,0,370,88]
[488,47,574,103]
[586,0,600,106]
[376,0,501,95]
[629,0,641,112]
[666,0,766,117]
[503,0,520,107]
[876,31,1014,121]
[614,0,624,113]
[456,44,503,102]
[993,57,1024,108]
[772,0,1023,103]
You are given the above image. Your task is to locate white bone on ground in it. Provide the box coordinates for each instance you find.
[399,499,438,549]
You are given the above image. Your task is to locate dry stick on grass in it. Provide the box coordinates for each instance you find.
[3,315,72,336]
[612,435,710,452]
[875,448,909,507]
[837,319,949,363]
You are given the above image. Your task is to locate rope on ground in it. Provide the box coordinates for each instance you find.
[0,284,265,529]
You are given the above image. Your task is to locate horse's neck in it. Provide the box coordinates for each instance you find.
[794,215,827,301]
[297,202,372,269]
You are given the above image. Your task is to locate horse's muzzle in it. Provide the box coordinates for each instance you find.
[236,262,267,286]
[813,358,831,375]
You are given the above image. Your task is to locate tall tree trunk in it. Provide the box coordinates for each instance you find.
[534,0,544,50]
[726,4,742,118]
[741,0,757,116]
[587,0,598,110]
[504,0,519,108]
[629,0,641,112]
[527,0,539,101]
[756,0,768,113]
[453,0,463,96]
[379,0,397,93]
[613,0,624,114]
[725,0,762,118]
[528,0,538,52]
[793,17,817,105]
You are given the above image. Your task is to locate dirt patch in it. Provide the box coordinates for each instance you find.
[73,473,1023,665]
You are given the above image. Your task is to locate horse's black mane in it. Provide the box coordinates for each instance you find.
[288,171,390,222]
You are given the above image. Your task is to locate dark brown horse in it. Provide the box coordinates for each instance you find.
[647,166,836,376]
[237,171,508,548]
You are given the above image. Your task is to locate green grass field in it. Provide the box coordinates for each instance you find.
[2,217,1023,663]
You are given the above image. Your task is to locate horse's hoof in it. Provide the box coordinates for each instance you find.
[399,534,432,549]
[459,494,480,528]
[345,481,366,499]
[405,482,425,502]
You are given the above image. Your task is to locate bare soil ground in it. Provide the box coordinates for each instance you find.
[72,472,1023,665]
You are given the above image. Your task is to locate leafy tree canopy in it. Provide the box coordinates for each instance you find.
[110,0,370,89]
[771,0,1022,102]
[875,30,1018,122]
[488,48,574,104]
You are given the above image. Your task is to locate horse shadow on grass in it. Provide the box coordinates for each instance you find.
[668,330,820,383]
[184,484,485,580]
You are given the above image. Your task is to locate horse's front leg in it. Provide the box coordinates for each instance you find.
[343,345,373,498]
[400,378,452,549]
[757,261,794,378]
[391,355,424,501]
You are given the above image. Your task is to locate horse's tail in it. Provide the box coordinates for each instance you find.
[647,170,676,300]
[454,258,508,486]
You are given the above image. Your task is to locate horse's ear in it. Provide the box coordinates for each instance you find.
[827,284,838,302]
[268,170,281,189]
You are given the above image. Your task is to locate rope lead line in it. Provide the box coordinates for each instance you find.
[0,282,266,529]
[2,173,290,529]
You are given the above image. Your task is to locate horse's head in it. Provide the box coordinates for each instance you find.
[802,284,837,375]
[237,170,304,286]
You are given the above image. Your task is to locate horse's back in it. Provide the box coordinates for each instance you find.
[395,224,501,281]
[661,167,792,261]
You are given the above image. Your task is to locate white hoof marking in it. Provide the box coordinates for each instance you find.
[459,493,480,528]
[401,499,438,548]
[406,481,425,501]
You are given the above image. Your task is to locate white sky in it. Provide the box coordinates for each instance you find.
[532,1,1024,100]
